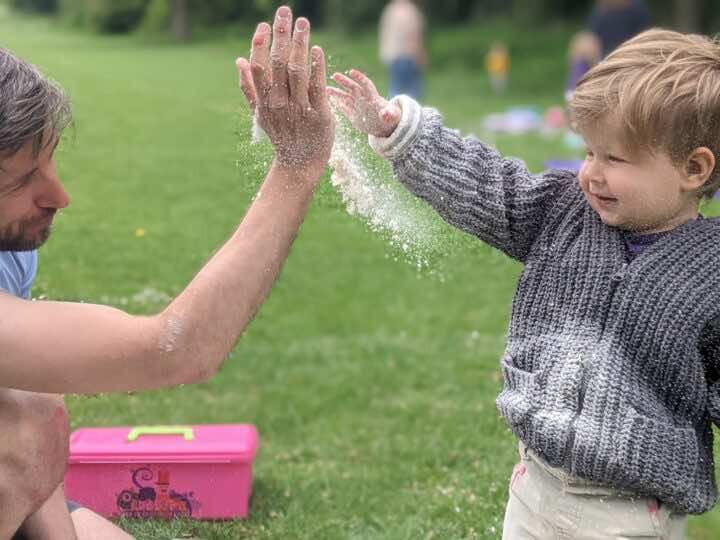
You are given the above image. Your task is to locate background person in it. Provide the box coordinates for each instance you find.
[379,0,427,98]
[486,40,510,94]
[565,30,602,101]
[590,0,651,56]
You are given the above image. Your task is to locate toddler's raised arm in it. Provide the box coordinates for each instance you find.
[329,71,576,262]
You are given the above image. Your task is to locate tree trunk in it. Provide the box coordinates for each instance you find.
[171,0,191,41]
[674,0,700,32]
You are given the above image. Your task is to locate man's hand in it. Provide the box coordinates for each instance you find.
[235,6,333,180]
[327,69,401,138]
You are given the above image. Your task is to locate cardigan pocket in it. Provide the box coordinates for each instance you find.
[497,353,539,439]
[613,405,697,504]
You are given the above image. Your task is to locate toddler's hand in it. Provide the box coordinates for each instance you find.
[327,70,401,138]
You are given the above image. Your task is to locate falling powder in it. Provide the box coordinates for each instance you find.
[250,112,442,270]
[328,112,441,269]
[251,114,266,145]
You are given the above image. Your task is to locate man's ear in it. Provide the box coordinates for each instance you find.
[682,147,715,192]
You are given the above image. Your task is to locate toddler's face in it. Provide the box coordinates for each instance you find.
[577,120,699,233]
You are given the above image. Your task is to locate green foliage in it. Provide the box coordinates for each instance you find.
[187,0,259,25]
[11,0,720,37]
[183,0,325,27]
[58,0,149,32]
[137,0,267,37]
[322,0,386,30]
[10,0,56,12]
[137,0,169,34]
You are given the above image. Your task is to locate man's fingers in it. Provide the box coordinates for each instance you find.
[287,17,310,110]
[250,22,272,108]
[348,69,379,98]
[236,58,257,110]
[309,46,329,112]
[269,5,292,109]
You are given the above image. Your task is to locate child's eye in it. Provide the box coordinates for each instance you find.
[608,155,626,163]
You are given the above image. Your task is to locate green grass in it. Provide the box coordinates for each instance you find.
[2,11,718,540]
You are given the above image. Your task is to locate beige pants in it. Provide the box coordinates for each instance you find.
[502,443,687,539]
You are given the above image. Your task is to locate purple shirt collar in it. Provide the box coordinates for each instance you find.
[622,216,702,261]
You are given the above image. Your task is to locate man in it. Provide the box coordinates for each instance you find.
[1,5,332,538]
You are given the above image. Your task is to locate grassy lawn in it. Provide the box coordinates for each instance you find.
[2,11,718,540]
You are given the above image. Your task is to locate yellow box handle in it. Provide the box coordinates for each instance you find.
[127,426,195,442]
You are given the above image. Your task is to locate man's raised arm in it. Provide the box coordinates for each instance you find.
[0,6,333,394]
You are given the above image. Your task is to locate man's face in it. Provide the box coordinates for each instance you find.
[0,137,69,251]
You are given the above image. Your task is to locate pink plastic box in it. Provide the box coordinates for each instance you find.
[64,424,259,520]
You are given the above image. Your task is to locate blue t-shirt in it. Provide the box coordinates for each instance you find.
[0,250,38,299]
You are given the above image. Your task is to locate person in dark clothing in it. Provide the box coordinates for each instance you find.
[590,0,651,56]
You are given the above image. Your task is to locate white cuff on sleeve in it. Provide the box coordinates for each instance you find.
[368,94,423,159]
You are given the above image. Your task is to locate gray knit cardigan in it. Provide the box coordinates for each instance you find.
[369,95,720,514]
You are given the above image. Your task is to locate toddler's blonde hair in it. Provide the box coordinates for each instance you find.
[570,28,720,199]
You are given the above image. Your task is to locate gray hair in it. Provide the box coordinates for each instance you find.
[0,48,71,158]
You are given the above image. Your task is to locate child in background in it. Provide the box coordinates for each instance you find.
[566,30,602,102]
[328,28,720,539]
[486,41,510,94]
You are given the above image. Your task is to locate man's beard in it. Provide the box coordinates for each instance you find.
[0,211,55,251]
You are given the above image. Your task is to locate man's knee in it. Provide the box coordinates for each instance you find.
[0,390,70,511]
